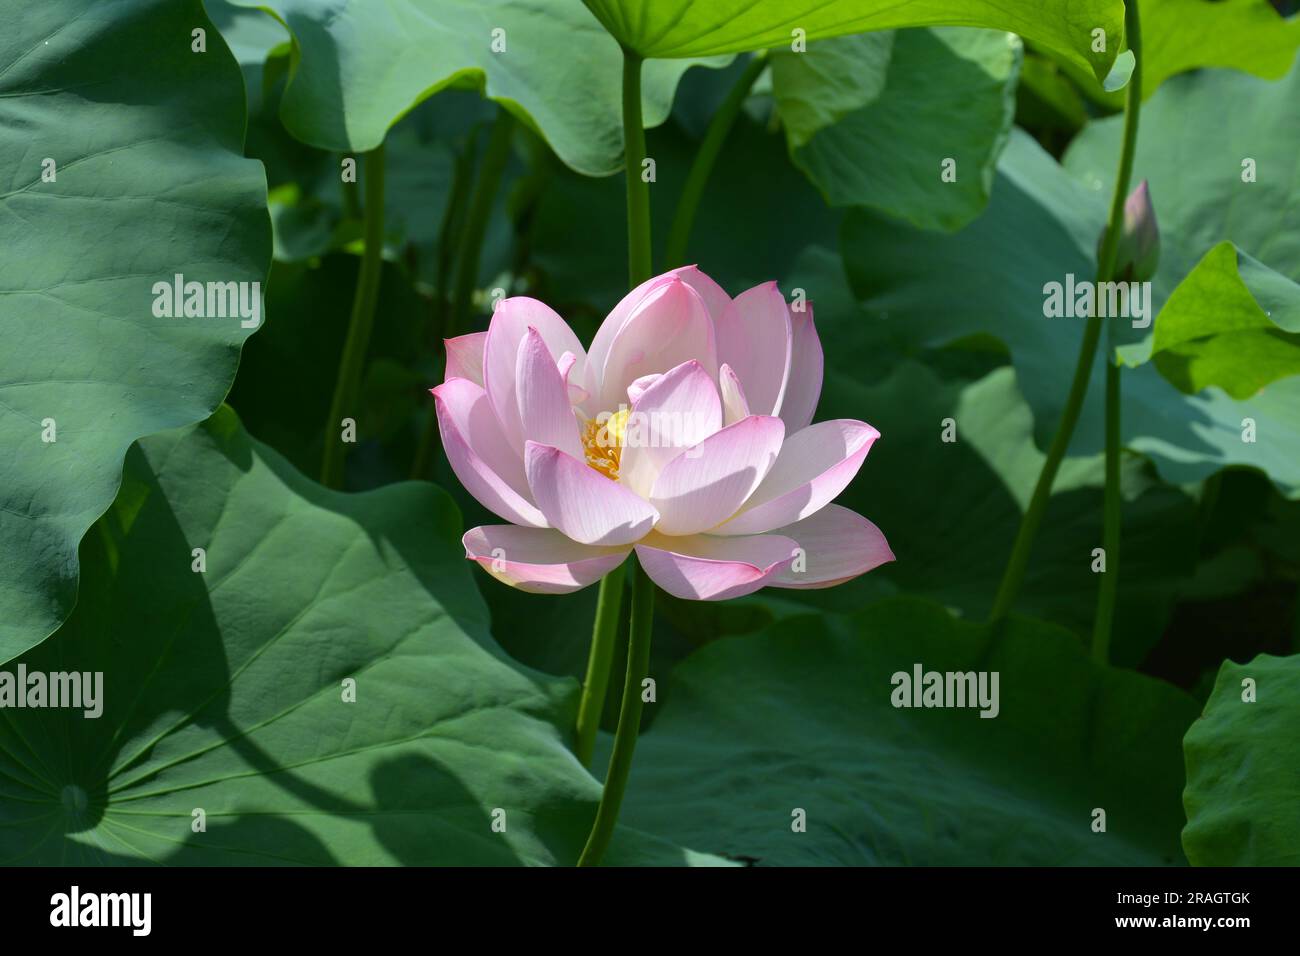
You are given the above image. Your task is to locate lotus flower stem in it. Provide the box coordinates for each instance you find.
[575,559,626,766]
[573,49,654,769]
[578,557,655,866]
[321,143,386,489]
[622,50,653,285]
[1093,3,1144,663]
[990,7,1144,623]
[574,47,658,850]
[412,112,514,480]
[664,52,767,268]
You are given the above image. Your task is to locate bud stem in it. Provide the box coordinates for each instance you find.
[1093,1,1144,663]
[990,6,1144,624]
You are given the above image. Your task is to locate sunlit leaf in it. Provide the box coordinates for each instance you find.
[772,29,1021,230]
[1142,242,1300,399]
[583,0,1122,83]
[227,0,728,176]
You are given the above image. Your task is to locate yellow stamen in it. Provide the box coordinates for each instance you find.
[581,409,629,480]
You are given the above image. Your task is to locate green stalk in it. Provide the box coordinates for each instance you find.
[988,316,1103,620]
[572,48,660,858]
[409,140,475,482]
[989,14,1144,622]
[663,53,766,268]
[447,109,515,339]
[1092,2,1144,662]
[577,558,655,867]
[433,138,478,337]
[572,49,654,767]
[321,143,386,489]
[622,50,653,285]
[1093,357,1122,663]
[410,113,513,481]
[574,560,626,766]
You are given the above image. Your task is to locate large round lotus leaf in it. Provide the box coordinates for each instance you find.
[602,598,1198,865]
[0,408,727,866]
[0,0,270,663]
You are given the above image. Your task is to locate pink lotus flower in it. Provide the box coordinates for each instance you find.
[432,267,893,601]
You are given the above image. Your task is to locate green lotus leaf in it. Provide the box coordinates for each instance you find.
[1140,242,1300,399]
[1183,653,1300,865]
[771,28,1021,231]
[604,597,1198,865]
[0,0,270,663]
[226,0,728,176]
[582,0,1121,83]
[0,408,728,866]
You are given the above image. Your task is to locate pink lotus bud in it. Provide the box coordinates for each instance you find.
[1100,180,1160,281]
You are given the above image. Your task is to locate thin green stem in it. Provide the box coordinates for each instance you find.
[1092,2,1144,662]
[664,53,766,268]
[1096,10,1145,288]
[409,139,476,481]
[1093,357,1122,663]
[988,314,1103,620]
[434,137,478,338]
[410,115,513,481]
[574,561,627,767]
[570,48,655,766]
[989,13,1144,622]
[577,558,654,867]
[573,54,659,857]
[622,50,653,285]
[448,109,515,339]
[321,143,386,489]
